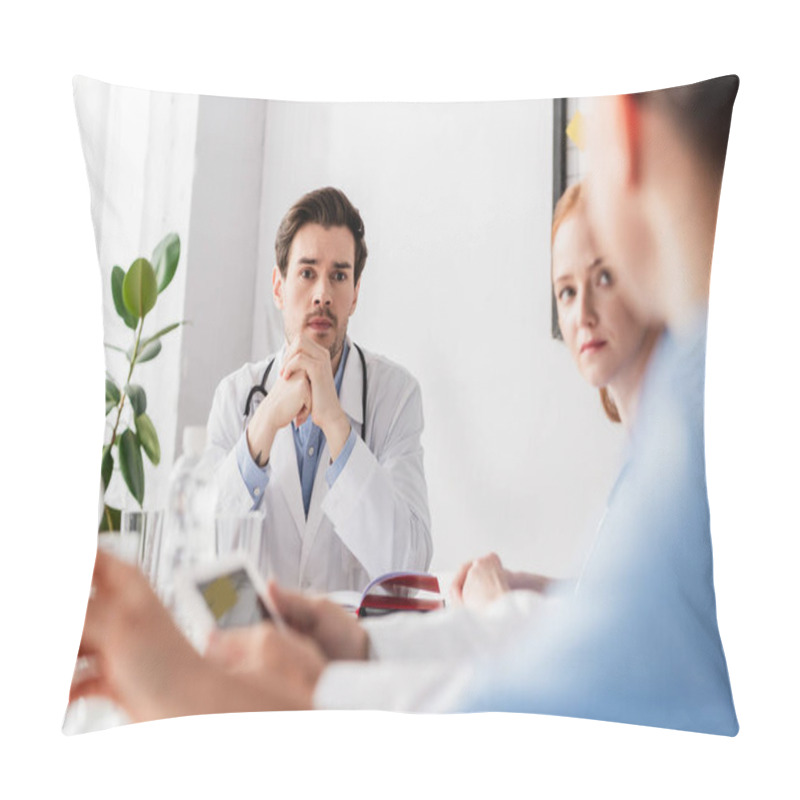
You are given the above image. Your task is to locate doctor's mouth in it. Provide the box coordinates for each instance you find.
[306,310,337,334]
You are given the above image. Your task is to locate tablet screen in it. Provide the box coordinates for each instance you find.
[196,568,271,628]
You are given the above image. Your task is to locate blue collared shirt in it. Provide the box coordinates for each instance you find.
[236,341,357,516]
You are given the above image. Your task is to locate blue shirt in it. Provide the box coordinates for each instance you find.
[236,341,357,517]
[460,314,739,736]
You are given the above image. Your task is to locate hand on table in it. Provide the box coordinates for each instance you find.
[449,552,557,609]
[449,552,511,609]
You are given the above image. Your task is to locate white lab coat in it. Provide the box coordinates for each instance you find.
[202,339,432,593]
[314,591,551,711]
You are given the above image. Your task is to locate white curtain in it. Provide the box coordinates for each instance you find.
[74,77,198,511]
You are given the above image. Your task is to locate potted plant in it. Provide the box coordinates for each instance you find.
[100,232,184,532]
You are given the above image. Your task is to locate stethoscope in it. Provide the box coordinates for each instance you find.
[243,343,368,442]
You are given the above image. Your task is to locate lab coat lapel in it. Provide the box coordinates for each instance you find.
[300,439,331,576]
[298,341,365,576]
[270,425,305,538]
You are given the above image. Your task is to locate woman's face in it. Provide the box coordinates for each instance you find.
[552,206,651,389]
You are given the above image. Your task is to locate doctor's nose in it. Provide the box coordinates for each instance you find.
[312,278,332,306]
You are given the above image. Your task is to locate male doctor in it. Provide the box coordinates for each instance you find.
[202,187,432,593]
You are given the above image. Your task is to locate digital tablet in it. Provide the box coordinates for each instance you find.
[174,554,283,640]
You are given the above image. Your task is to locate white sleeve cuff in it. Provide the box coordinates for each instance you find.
[313,660,476,713]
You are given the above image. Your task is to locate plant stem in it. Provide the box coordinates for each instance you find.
[108,316,145,448]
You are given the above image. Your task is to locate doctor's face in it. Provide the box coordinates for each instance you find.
[552,205,651,390]
[273,223,360,368]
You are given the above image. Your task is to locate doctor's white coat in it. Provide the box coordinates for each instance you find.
[202,340,432,593]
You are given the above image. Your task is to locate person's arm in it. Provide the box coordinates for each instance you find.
[203,364,310,514]
[506,571,560,594]
[313,658,476,712]
[321,367,432,579]
[204,583,478,713]
[202,369,266,514]
[263,581,548,665]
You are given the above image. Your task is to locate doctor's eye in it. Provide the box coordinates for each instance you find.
[332,271,349,283]
[299,268,315,280]
[597,269,613,287]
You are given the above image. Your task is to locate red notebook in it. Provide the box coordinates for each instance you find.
[328,572,445,617]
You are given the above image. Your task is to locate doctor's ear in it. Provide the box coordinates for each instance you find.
[272,265,285,310]
[349,278,361,316]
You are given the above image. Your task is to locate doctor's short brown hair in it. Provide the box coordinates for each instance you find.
[275,187,368,285]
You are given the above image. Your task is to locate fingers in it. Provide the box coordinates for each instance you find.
[286,333,327,361]
[79,564,117,656]
[281,335,329,379]
[206,624,295,680]
[294,403,311,428]
[205,628,247,668]
[69,673,118,705]
[448,560,473,603]
[282,351,321,382]
[206,625,272,670]
[267,582,319,634]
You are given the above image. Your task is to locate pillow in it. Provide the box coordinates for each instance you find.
[66,75,738,736]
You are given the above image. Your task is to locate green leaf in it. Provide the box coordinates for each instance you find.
[140,321,184,350]
[125,383,147,416]
[152,233,180,294]
[111,266,139,330]
[118,429,145,506]
[99,504,121,533]
[135,413,161,465]
[101,445,114,491]
[134,339,162,364]
[105,378,120,404]
[104,342,128,356]
[122,258,158,319]
[105,400,116,416]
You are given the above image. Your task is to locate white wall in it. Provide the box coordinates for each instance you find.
[246,100,626,575]
[176,95,267,444]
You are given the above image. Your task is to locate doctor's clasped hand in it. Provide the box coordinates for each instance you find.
[280,333,353,461]
[245,360,312,467]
